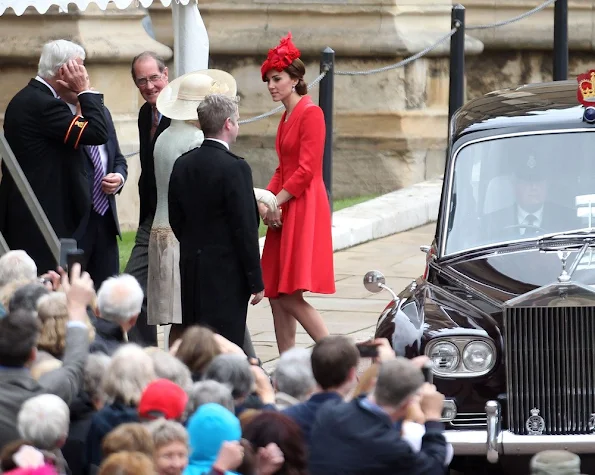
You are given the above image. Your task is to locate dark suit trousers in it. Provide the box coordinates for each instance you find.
[124,218,256,353]
[78,210,119,291]
[125,217,157,346]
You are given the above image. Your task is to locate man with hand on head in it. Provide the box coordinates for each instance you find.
[0,40,108,274]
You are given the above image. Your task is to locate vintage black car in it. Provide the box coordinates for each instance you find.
[365,78,595,473]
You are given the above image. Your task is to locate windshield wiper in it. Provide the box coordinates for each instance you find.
[537,230,595,250]
[542,229,595,240]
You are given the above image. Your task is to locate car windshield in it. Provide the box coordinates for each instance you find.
[444,130,595,256]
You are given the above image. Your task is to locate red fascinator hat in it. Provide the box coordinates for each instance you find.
[261,32,302,80]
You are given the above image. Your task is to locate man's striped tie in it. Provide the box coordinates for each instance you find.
[86,145,110,216]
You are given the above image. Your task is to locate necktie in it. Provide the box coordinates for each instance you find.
[522,214,538,235]
[150,107,159,140]
[87,145,110,216]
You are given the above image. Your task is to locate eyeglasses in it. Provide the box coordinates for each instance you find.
[136,73,164,88]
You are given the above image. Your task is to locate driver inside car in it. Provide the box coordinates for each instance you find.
[483,155,579,240]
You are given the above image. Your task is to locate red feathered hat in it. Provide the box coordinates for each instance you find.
[261,32,301,80]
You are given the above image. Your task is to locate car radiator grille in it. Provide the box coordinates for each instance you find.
[449,412,487,429]
[505,306,595,435]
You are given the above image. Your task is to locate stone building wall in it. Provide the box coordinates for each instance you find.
[148,0,476,203]
[464,0,595,99]
[1,0,594,231]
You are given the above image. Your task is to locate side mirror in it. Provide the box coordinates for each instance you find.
[363,270,386,293]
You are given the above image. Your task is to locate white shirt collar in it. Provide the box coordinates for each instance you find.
[517,205,543,226]
[204,138,229,150]
[35,76,58,98]
[35,76,78,114]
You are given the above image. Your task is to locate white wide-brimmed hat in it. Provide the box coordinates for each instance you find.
[156,69,237,121]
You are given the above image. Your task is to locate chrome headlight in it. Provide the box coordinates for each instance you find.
[462,340,494,373]
[428,341,460,374]
[426,337,496,378]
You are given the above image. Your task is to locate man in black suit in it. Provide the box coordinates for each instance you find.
[168,94,264,347]
[0,40,109,274]
[484,155,579,241]
[75,104,128,289]
[125,51,171,346]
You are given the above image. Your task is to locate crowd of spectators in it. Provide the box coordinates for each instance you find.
[0,248,457,475]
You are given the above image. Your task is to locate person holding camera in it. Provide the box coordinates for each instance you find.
[308,356,448,475]
[0,263,94,449]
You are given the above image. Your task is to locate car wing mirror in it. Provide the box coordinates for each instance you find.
[363,270,386,293]
[363,270,399,300]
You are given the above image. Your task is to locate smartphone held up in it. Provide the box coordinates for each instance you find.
[356,341,379,358]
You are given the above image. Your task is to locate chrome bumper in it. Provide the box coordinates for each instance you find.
[445,400,595,463]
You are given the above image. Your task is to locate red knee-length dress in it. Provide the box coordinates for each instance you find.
[261,95,336,298]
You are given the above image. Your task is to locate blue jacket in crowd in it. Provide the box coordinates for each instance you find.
[282,391,343,444]
[308,396,448,475]
[184,403,241,475]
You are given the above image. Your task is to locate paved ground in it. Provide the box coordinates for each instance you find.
[248,223,436,369]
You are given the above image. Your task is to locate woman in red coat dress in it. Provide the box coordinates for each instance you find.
[259,33,335,353]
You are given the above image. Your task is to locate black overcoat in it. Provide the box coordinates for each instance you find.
[0,79,109,272]
[137,101,171,227]
[168,140,264,346]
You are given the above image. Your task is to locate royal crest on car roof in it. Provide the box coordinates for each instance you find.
[577,70,595,107]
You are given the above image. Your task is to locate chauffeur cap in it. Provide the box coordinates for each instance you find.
[515,154,547,182]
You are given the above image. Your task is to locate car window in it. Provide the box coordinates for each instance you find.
[444,131,595,255]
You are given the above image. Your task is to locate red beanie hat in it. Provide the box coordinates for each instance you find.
[138,379,188,421]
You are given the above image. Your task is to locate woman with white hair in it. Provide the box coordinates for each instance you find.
[145,419,189,475]
[203,354,254,410]
[62,352,111,475]
[85,344,156,469]
[17,394,70,474]
[148,349,193,392]
[93,274,144,355]
[185,380,235,421]
[0,250,37,290]
[272,347,316,410]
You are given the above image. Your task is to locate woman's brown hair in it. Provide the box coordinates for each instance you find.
[37,292,95,358]
[98,451,155,475]
[36,293,68,358]
[175,326,221,375]
[239,409,262,433]
[284,58,307,96]
[236,438,257,475]
[243,412,307,475]
[101,423,154,459]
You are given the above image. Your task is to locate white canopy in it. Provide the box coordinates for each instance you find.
[0,0,191,15]
[0,0,208,76]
